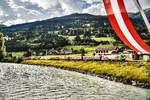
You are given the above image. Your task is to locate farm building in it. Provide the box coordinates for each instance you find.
[49,50,58,55]
[95,46,143,61]
[60,48,73,55]
[95,46,119,54]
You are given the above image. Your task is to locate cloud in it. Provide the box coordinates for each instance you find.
[20,0,60,10]
[0,0,149,26]
[0,9,4,16]
[3,19,26,25]
[139,0,150,9]
[124,0,150,12]
[0,0,87,26]
[59,0,85,15]
[85,0,101,4]
[83,3,106,15]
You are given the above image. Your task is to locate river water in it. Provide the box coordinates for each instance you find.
[0,63,150,100]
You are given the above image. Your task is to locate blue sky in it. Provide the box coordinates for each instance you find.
[0,0,149,26]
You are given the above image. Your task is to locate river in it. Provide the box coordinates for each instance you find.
[0,63,150,100]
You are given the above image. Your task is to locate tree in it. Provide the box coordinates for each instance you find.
[83,30,91,38]
[73,35,81,45]
[80,48,85,60]
[0,27,6,60]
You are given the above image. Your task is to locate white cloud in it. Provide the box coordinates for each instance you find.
[21,0,59,10]
[59,0,84,15]
[124,0,138,12]
[0,10,4,16]
[29,10,41,15]
[3,19,26,26]
[8,0,24,10]
[83,3,106,15]
[86,0,100,4]
[17,13,21,17]
[0,0,150,26]
[140,0,150,9]
[124,0,150,13]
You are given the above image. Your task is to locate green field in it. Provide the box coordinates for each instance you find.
[64,45,91,51]
[144,40,150,44]
[91,36,116,42]
[28,36,123,58]
[63,44,114,56]
[30,44,115,58]
[62,35,116,42]
[8,52,26,57]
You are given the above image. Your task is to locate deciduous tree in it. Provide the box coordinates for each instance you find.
[0,27,6,60]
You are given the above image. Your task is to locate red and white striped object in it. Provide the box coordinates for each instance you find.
[103,0,150,54]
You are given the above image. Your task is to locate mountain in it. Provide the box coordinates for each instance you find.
[3,9,150,34]
[2,11,150,52]
[2,13,109,33]
[145,9,150,19]
[129,9,150,19]
[0,24,7,28]
[3,13,113,52]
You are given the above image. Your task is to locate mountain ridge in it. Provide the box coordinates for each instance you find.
[0,24,8,28]
[2,9,150,33]
[2,13,109,33]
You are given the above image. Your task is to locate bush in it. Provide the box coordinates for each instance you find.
[147,58,150,62]
[0,57,23,63]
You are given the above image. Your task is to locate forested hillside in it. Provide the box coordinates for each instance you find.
[2,9,150,52]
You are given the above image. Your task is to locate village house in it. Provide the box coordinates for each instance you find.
[31,51,36,56]
[60,48,73,55]
[121,47,142,60]
[143,55,150,61]
[95,46,119,55]
[123,49,138,60]
[31,51,45,56]
[95,46,150,61]
[48,50,58,55]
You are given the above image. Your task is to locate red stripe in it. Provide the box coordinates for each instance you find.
[103,0,139,53]
[118,0,150,53]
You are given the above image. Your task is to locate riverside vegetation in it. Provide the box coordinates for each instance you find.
[22,60,150,88]
[0,28,23,63]
[0,27,6,60]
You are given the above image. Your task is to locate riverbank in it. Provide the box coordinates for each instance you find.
[22,60,150,89]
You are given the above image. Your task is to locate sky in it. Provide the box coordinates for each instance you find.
[0,0,150,26]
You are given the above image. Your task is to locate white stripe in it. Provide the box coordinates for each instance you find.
[110,0,148,54]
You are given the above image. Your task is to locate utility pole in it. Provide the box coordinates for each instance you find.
[133,0,150,35]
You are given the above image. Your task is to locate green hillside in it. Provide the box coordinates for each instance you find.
[2,10,150,53]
